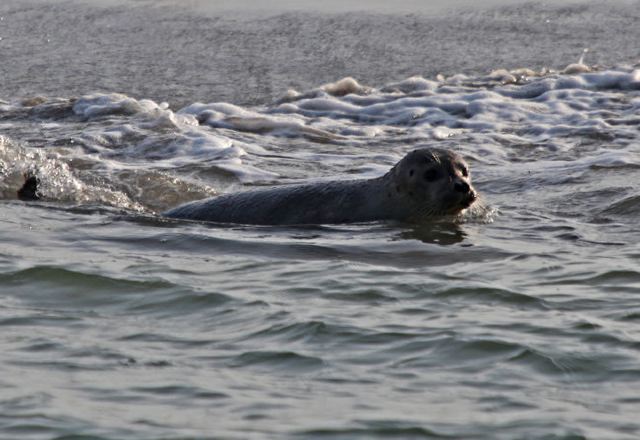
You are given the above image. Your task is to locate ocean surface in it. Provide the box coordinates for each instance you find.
[1,0,640,439]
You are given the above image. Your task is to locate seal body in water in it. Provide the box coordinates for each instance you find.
[163,148,477,225]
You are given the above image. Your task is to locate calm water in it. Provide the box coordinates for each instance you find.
[1,1,640,439]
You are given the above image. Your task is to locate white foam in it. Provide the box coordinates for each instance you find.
[4,66,640,211]
[381,76,439,93]
[179,102,345,142]
[271,68,640,148]
[321,77,371,96]
[73,93,162,118]
[212,159,280,183]
[0,135,145,211]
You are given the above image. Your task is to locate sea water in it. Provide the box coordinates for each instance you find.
[1,1,640,439]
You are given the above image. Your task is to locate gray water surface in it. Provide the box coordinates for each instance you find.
[2,0,639,105]
[1,1,640,439]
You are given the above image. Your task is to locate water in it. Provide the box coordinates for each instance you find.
[1,0,640,439]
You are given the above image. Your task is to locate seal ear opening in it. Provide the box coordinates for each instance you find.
[17,174,41,201]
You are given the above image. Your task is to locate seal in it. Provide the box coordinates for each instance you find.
[163,148,477,225]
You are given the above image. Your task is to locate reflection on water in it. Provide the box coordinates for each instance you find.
[399,221,467,245]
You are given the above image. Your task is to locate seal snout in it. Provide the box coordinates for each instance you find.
[459,188,477,209]
[453,177,476,208]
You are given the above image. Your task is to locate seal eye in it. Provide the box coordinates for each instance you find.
[460,167,469,178]
[423,169,440,182]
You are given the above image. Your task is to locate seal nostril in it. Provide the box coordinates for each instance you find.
[454,181,470,193]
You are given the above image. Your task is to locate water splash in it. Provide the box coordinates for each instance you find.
[0,136,145,212]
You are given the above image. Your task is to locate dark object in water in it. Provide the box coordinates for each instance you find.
[164,148,478,225]
[17,175,41,201]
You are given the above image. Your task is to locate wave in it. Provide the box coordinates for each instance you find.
[0,65,638,219]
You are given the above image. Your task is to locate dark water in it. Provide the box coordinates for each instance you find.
[1,1,640,439]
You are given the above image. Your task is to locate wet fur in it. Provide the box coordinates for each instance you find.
[164,148,477,225]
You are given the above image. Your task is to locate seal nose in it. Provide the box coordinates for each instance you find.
[454,180,470,194]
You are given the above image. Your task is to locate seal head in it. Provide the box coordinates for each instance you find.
[384,148,477,219]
